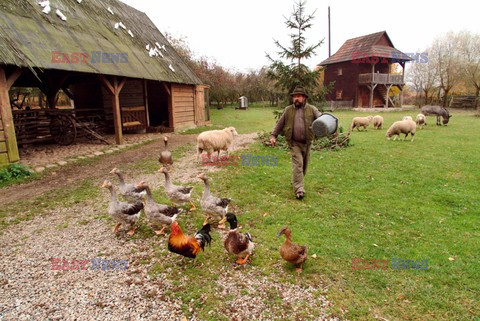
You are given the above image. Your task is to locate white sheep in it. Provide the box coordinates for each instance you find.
[372,115,384,129]
[386,119,417,142]
[197,127,238,161]
[403,116,413,121]
[416,114,426,129]
[350,116,373,131]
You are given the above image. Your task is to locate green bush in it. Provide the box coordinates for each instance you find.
[0,164,33,183]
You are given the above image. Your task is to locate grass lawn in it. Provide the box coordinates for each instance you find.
[171,105,479,320]
[181,104,279,134]
[3,104,478,320]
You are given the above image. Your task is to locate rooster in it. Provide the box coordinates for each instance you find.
[168,219,212,259]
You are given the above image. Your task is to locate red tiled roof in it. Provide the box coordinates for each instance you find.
[318,31,412,65]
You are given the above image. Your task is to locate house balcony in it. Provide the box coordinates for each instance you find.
[358,73,404,85]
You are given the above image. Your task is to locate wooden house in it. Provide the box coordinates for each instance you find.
[0,0,209,166]
[318,31,412,108]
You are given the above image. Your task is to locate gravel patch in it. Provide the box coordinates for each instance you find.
[18,132,167,169]
[215,269,338,321]
[0,202,187,321]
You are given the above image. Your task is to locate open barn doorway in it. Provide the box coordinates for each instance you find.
[146,81,171,131]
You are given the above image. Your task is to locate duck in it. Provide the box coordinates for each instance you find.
[110,167,145,202]
[278,226,308,274]
[224,213,254,265]
[135,181,183,235]
[158,167,196,210]
[159,136,173,170]
[102,180,143,236]
[197,172,230,228]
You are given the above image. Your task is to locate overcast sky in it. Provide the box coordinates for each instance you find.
[121,0,480,73]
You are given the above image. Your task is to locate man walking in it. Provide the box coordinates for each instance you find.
[270,86,322,199]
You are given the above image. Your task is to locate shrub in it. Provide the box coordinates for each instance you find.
[0,164,33,184]
[257,130,350,151]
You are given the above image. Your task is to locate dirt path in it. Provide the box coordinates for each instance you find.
[1,132,260,206]
[0,134,197,206]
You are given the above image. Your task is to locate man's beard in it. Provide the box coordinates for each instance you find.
[294,100,305,108]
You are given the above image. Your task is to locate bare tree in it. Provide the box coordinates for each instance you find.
[406,63,422,103]
[458,31,480,109]
[407,48,438,106]
[431,33,463,107]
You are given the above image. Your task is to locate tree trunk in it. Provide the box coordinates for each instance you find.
[442,88,450,107]
[475,87,479,110]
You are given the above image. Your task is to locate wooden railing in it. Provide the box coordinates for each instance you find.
[358,73,404,85]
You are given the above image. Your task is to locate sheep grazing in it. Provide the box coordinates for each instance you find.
[403,116,413,121]
[197,127,238,161]
[416,114,426,129]
[350,116,373,131]
[386,119,417,142]
[372,115,384,129]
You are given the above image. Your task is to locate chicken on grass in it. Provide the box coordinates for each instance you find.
[168,219,212,260]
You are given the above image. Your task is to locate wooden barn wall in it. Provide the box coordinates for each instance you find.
[376,34,391,46]
[324,61,358,102]
[171,84,195,129]
[325,59,391,106]
[194,85,209,126]
[358,61,389,74]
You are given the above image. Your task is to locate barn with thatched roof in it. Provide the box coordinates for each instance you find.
[0,0,209,165]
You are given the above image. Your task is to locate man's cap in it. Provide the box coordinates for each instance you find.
[290,85,308,98]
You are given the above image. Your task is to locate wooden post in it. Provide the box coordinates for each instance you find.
[386,84,392,108]
[370,85,373,108]
[98,75,125,144]
[0,66,22,164]
[112,77,122,144]
[370,63,377,108]
[143,80,150,127]
[369,84,377,108]
[166,83,174,130]
[400,85,404,107]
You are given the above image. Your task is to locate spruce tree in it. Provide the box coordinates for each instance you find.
[267,0,325,103]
